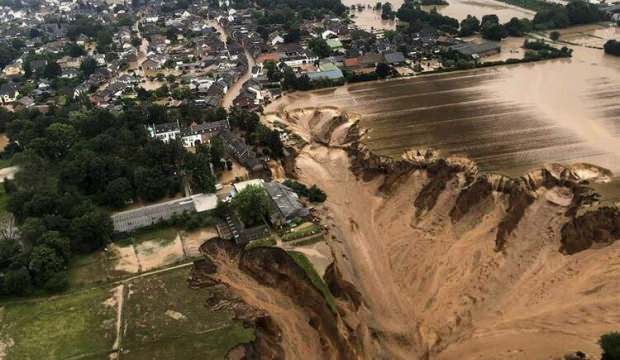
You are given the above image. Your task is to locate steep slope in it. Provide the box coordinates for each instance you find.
[264,107,620,359]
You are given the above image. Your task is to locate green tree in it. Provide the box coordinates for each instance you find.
[43,61,62,79]
[28,245,65,285]
[3,267,32,296]
[70,209,113,253]
[104,177,133,208]
[45,123,77,160]
[600,332,620,360]
[459,15,480,36]
[64,42,86,57]
[80,57,98,77]
[375,62,391,78]
[308,185,327,202]
[232,185,268,226]
[185,152,215,193]
[550,30,560,41]
[39,231,71,261]
[308,38,331,58]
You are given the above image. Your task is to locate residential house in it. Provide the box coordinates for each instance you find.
[264,181,310,226]
[0,83,20,104]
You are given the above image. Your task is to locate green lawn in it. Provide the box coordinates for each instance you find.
[281,224,323,242]
[67,252,110,288]
[0,287,117,359]
[287,251,337,314]
[122,267,254,359]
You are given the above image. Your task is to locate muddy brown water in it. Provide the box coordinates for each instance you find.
[344,0,534,31]
[267,43,620,178]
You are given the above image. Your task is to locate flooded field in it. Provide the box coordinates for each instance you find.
[345,0,533,31]
[267,45,620,177]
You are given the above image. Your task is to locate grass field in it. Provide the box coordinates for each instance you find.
[287,251,337,313]
[68,252,110,288]
[0,287,117,359]
[122,267,254,359]
[1,266,256,360]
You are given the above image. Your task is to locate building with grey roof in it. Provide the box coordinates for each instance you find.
[111,193,218,233]
[264,182,309,226]
[449,41,500,58]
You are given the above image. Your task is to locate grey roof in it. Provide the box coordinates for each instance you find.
[111,196,196,232]
[264,182,309,221]
[384,51,406,64]
[306,68,344,81]
[449,41,500,57]
[180,119,230,136]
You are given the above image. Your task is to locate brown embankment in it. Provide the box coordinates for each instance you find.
[196,238,359,359]
[270,107,620,359]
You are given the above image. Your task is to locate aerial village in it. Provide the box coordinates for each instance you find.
[0,0,620,356]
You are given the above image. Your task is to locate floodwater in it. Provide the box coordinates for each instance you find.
[267,34,620,177]
[344,0,533,31]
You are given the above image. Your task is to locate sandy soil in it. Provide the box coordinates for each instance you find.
[135,235,185,272]
[181,227,219,258]
[109,244,140,274]
[261,107,620,359]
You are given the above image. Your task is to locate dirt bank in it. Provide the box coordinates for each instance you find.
[262,107,620,359]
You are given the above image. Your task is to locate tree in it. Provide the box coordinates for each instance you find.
[549,30,560,41]
[96,30,113,53]
[70,209,113,253]
[185,152,216,193]
[28,245,65,285]
[504,17,531,37]
[604,40,620,57]
[459,15,480,36]
[481,21,507,41]
[308,38,331,58]
[308,185,327,202]
[375,62,391,78]
[381,2,395,20]
[104,177,133,208]
[64,42,86,57]
[39,231,71,261]
[600,332,620,360]
[43,61,62,79]
[210,136,226,169]
[45,123,77,160]
[232,185,268,227]
[80,57,98,77]
[3,267,32,296]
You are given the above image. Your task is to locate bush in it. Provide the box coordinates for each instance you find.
[550,30,560,41]
[604,40,620,57]
[601,332,620,360]
[244,237,276,251]
[44,271,69,293]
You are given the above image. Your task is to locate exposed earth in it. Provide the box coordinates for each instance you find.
[192,106,620,359]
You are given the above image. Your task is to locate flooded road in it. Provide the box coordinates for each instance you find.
[345,0,533,31]
[267,41,620,176]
